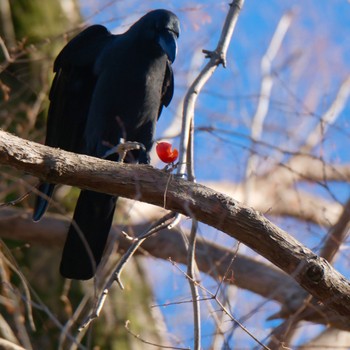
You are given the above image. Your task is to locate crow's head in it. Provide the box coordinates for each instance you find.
[131,9,180,63]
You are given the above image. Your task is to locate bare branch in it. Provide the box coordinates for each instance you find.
[302,75,350,152]
[320,196,350,262]
[186,220,201,350]
[1,131,350,320]
[124,320,190,350]
[0,339,27,350]
[78,212,177,330]
[245,10,294,185]
[178,0,245,178]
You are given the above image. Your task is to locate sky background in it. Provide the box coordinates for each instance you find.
[75,1,350,348]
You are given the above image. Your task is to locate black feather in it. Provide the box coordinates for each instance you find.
[32,9,180,279]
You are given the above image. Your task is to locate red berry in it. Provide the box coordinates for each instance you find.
[156,142,179,163]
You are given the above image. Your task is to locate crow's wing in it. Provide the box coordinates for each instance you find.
[45,25,113,152]
[33,25,112,221]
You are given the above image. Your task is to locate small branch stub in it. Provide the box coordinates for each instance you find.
[306,260,325,284]
[202,49,226,67]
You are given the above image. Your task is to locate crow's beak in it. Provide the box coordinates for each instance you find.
[158,29,178,63]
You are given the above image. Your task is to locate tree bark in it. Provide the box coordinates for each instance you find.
[1,129,350,320]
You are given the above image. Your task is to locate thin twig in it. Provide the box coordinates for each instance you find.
[114,212,177,288]
[124,320,190,350]
[301,74,350,152]
[168,259,271,350]
[58,295,90,350]
[0,240,85,349]
[79,212,177,331]
[186,220,200,350]
[0,191,31,208]
[0,242,36,332]
[0,36,14,64]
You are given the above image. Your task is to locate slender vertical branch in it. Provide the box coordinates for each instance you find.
[244,11,294,201]
[0,0,16,47]
[320,196,350,262]
[186,220,200,350]
[177,0,245,177]
[301,74,350,152]
[176,2,245,348]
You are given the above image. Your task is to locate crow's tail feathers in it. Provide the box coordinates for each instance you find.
[59,190,116,280]
[32,183,55,222]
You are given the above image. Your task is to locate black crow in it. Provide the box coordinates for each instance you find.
[33,9,180,280]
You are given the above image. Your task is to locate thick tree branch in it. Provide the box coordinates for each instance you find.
[1,130,350,319]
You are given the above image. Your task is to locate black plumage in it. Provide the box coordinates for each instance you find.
[33,9,180,280]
